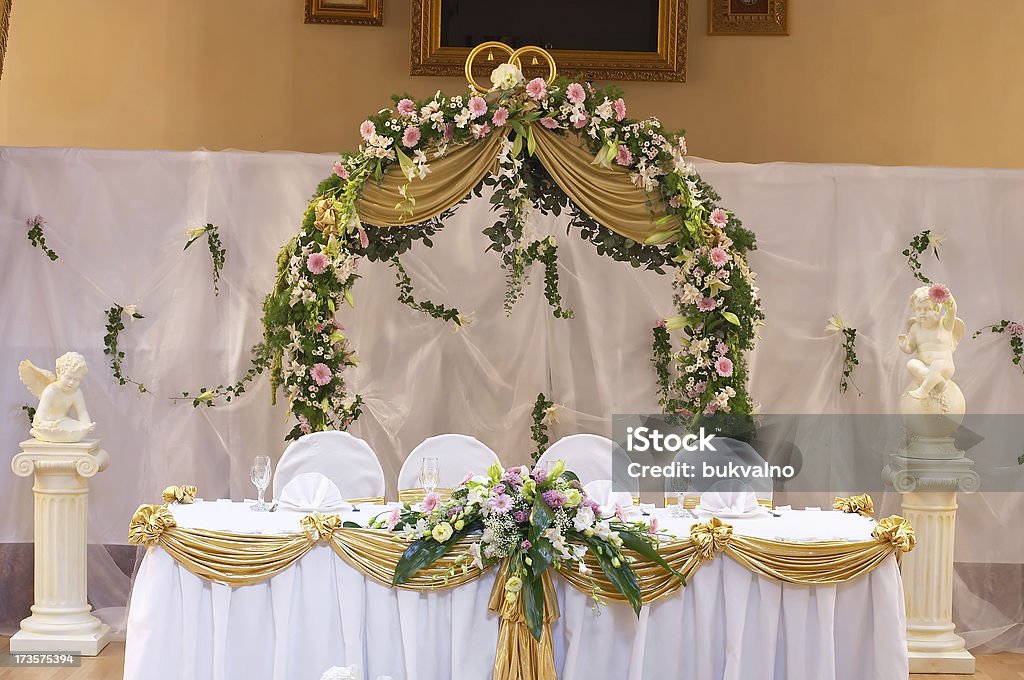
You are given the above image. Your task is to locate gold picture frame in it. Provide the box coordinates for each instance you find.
[708,0,788,36]
[1,0,12,80]
[410,0,687,82]
[304,0,383,27]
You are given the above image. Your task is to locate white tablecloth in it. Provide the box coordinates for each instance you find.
[124,503,908,680]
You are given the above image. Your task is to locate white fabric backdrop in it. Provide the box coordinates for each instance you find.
[1,147,1022,650]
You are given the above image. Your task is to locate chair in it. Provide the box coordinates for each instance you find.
[537,434,639,502]
[663,438,773,509]
[397,434,500,503]
[272,431,385,503]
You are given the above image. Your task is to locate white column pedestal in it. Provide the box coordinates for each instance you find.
[884,451,978,675]
[10,439,112,656]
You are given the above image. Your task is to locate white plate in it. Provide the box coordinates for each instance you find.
[695,506,770,519]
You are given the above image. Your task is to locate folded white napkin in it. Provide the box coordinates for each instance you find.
[583,479,613,507]
[277,472,352,511]
[696,489,759,516]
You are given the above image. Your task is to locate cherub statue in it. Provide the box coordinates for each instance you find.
[898,285,965,400]
[19,352,96,443]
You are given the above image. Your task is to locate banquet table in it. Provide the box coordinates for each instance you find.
[124,501,908,680]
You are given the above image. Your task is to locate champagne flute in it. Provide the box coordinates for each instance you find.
[250,455,272,511]
[419,457,440,495]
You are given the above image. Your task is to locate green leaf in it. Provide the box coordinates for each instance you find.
[509,120,527,138]
[560,470,580,484]
[617,531,684,584]
[585,537,642,616]
[721,311,741,326]
[521,573,546,642]
[530,492,554,534]
[392,527,467,585]
[643,230,676,245]
[526,124,537,157]
[511,132,523,158]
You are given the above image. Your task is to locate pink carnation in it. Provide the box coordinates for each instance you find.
[397,98,416,116]
[929,283,951,305]
[402,126,421,148]
[709,246,729,268]
[716,341,729,356]
[311,363,333,386]
[307,252,329,274]
[422,491,440,513]
[1007,321,1024,337]
[492,107,509,127]
[540,117,560,129]
[468,96,488,118]
[566,82,586,105]
[616,145,633,166]
[697,297,719,312]
[573,114,589,129]
[359,120,375,141]
[526,77,547,100]
[709,208,729,228]
[297,415,312,434]
[715,357,734,377]
[332,161,349,179]
[614,98,627,121]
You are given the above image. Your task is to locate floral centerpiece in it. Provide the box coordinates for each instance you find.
[379,461,681,641]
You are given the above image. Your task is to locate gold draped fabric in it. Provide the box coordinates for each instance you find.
[833,493,875,517]
[162,484,197,504]
[397,487,454,504]
[352,125,679,244]
[489,562,559,680]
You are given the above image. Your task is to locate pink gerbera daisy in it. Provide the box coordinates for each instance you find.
[709,208,729,228]
[613,98,627,121]
[307,252,328,274]
[402,126,421,148]
[386,507,401,530]
[297,414,312,434]
[715,357,734,377]
[332,161,349,179]
[397,98,416,116]
[311,363,333,386]
[697,297,719,312]
[929,283,951,305]
[422,491,440,513]
[526,77,547,100]
[709,246,729,268]
[489,494,513,514]
[492,107,509,127]
[566,82,586,105]
[616,145,633,166]
[468,96,487,118]
[540,117,560,129]
[359,120,375,141]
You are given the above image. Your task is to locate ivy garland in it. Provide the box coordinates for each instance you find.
[26,215,59,261]
[207,65,762,438]
[903,229,943,284]
[184,224,227,296]
[530,392,555,462]
[972,320,1024,375]
[103,304,148,393]
[826,316,862,396]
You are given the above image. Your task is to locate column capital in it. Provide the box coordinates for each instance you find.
[883,453,979,494]
[12,439,109,479]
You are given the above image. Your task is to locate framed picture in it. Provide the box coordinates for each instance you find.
[1,0,12,80]
[410,0,687,82]
[708,0,788,36]
[304,0,383,26]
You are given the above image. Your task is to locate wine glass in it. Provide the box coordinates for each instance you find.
[669,474,689,518]
[250,455,272,511]
[419,457,440,495]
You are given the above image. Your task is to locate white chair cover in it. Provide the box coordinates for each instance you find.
[272,431,384,501]
[277,472,351,512]
[537,434,638,495]
[663,438,774,508]
[397,434,500,490]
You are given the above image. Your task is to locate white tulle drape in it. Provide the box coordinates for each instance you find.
[1,147,1022,651]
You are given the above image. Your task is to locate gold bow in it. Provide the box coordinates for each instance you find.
[162,484,198,505]
[128,504,178,546]
[833,493,874,517]
[689,517,734,562]
[872,515,916,553]
[300,513,343,542]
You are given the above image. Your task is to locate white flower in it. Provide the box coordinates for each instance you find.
[927,232,946,251]
[825,315,846,335]
[468,542,483,570]
[121,304,140,318]
[319,665,359,680]
[680,283,702,305]
[593,520,612,540]
[454,108,472,128]
[184,226,208,240]
[490,63,525,90]
[468,486,489,506]
[573,505,595,532]
[432,522,454,543]
[541,403,562,425]
[595,99,613,120]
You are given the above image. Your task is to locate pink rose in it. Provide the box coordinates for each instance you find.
[397,98,416,116]
[422,491,440,513]
[566,82,586,105]
[615,145,633,166]
[307,252,328,274]
[402,126,421,148]
[715,357,734,378]
[332,161,349,179]
[697,297,719,312]
[311,363,333,386]
[359,120,375,141]
[614,98,627,121]
[1007,321,1024,337]
[709,208,729,228]
[492,107,509,127]
[929,283,951,305]
[468,96,487,118]
[709,246,729,268]
[526,77,547,100]
[540,117,560,129]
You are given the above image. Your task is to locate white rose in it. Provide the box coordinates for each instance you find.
[573,505,595,532]
[490,63,525,91]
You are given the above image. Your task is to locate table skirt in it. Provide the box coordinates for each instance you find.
[124,544,907,680]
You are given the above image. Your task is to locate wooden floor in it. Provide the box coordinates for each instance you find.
[2,636,1022,679]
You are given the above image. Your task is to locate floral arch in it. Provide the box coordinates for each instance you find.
[246,43,763,440]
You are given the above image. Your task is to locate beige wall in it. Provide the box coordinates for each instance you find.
[0,0,1021,167]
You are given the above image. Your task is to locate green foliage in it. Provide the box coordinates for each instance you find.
[903,229,939,284]
[530,393,554,462]
[22,405,36,426]
[176,342,272,407]
[185,224,227,296]
[103,305,148,393]
[390,257,463,324]
[973,320,1024,375]
[839,327,863,395]
[26,215,59,261]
